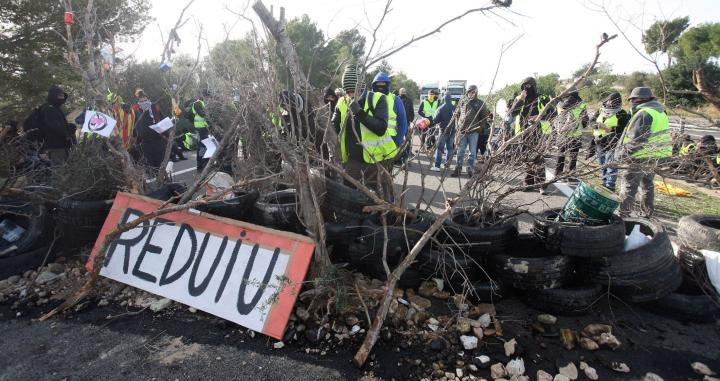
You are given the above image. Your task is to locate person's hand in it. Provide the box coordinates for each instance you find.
[349,101,361,115]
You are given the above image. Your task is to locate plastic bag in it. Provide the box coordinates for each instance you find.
[624,224,651,251]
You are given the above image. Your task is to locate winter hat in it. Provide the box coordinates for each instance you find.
[342,64,359,93]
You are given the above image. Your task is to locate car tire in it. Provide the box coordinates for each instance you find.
[524,283,603,316]
[490,234,571,290]
[253,189,303,233]
[438,208,518,259]
[532,208,625,258]
[198,190,260,222]
[0,200,51,256]
[0,243,53,280]
[678,214,720,251]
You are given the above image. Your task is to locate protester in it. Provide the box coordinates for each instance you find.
[132,89,168,172]
[324,87,338,114]
[371,72,407,151]
[430,92,456,171]
[616,87,672,217]
[332,64,394,197]
[399,88,414,126]
[106,89,136,149]
[1,120,19,141]
[451,85,491,178]
[553,88,588,180]
[418,89,439,152]
[31,85,76,166]
[678,134,696,173]
[188,89,212,171]
[508,77,555,192]
[591,92,630,191]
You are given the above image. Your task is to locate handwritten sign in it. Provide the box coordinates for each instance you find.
[87,192,314,339]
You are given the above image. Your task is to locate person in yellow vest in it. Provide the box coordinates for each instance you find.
[616,87,672,217]
[678,134,696,173]
[507,77,556,191]
[332,64,394,198]
[190,89,212,171]
[106,89,136,149]
[591,92,630,191]
[553,88,588,180]
[418,89,439,152]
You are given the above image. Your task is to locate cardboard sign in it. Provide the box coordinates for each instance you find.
[81,110,117,137]
[87,192,314,339]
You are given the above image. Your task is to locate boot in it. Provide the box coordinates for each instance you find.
[450,167,461,177]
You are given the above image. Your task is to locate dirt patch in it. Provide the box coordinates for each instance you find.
[149,336,203,365]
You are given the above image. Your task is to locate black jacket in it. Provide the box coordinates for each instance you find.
[592,109,630,150]
[399,94,414,124]
[39,85,75,150]
[332,92,389,163]
[134,103,167,169]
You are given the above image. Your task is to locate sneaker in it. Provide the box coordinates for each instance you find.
[430,165,441,172]
[450,167,461,177]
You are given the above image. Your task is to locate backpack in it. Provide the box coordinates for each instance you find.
[22,107,45,143]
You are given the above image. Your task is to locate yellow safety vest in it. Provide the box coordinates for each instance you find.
[421,99,438,119]
[192,100,208,129]
[339,92,398,164]
[386,94,397,136]
[513,99,551,135]
[622,107,672,159]
[564,102,587,138]
[594,113,619,138]
[680,143,696,156]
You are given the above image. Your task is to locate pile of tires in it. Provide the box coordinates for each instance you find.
[253,189,304,233]
[0,200,54,279]
[581,218,682,303]
[54,197,114,250]
[438,208,518,260]
[322,178,373,246]
[198,190,259,222]
[645,214,720,321]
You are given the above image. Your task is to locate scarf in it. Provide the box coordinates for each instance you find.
[138,99,155,121]
[601,107,621,119]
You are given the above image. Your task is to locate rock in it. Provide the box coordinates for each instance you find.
[473,355,491,369]
[457,319,472,334]
[295,307,310,321]
[149,298,172,312]
[559,329,577,350]
[579,338,599,350]
[515,376,530,381]
[461,335,478,350]
[273,341,285,349]
[456,368,464,378]
[581,324,612,337]
[408,295,432,311]
[35,271,59,285]
[611,362,630,373]
[692,362,716,376]
[419,281,438,298]
[490,363,507,379]
[483,328,496,336]
[553,375,570,381]
[433,290,451,300]
[477,313,492,328]
[537,370,554,381]
[469,364,478,372]
[350,325,361,335]
[345,315,359,326]
[557,362,578,380]
[582,364,598,380]
[430,338,446,351]
[506,358,525,377]
[7,275,21,284]
[473,327,484,339]
[537,314,557,325]
[642,372,664,381]
[46,263,64,274]
[97,299,109,307]
[504,338,517,356]
[405,288,416,298]
[394,305,409,321]
[188,307,197,313]
[597,332,621,350]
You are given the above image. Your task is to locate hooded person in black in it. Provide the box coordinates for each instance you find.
[38,85,75,165]
[508,77,555,190]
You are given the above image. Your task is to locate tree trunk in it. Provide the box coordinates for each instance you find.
[693,68,720,113]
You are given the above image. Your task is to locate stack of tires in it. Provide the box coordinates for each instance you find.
[0,200,53,279]
[650,215,720,322]
[54,197,114,250]
[492,208,684,315]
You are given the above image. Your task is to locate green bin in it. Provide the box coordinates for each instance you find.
[560,181,619,225]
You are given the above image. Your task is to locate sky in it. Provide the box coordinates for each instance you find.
[130,0,720,93]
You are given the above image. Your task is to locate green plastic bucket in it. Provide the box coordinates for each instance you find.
[560,181,619,225]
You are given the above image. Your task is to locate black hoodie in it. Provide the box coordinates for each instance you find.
[39,85,74,149]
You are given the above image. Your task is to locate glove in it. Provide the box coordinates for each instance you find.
[349,101,361,115]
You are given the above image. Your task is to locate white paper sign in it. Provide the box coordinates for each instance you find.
[81,110,117,137]
[149,117,174,134]
[202,136,219,159]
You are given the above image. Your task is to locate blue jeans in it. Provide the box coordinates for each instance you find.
[597,146,617,189]
[435,133,455,167]
[456,132,479,169]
